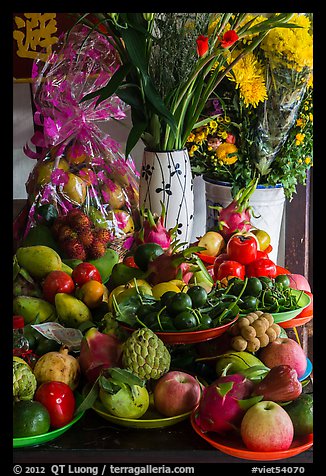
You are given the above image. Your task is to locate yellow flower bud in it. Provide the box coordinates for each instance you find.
[143,13,155,21]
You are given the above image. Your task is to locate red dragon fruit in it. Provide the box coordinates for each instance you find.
[215,178,258,240]
[194,373,261,435]
[135,202,175,250]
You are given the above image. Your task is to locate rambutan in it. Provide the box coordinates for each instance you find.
[92,227,112,244]
[57,225,78,243]
[68,210,92,232]
[87,238,106,259]
[78,228,94,248]
[61,238,86,260]
[52,215,69,238]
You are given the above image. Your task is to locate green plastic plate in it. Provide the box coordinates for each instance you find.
[92,399,191,429]
[240,290,311,324]
[13,393,85,448]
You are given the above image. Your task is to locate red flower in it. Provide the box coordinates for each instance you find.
[226,133,236,144]
[220,30,239,48]
[196,35,209,57]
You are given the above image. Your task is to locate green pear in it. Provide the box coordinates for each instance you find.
[16,245,62,280]
[55,293,93,328]
[13,296,57,324]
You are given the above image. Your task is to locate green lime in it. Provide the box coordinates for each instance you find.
[13,400,51,438]
[166,293,193,316]
[187,286,208,308]
[133,243,164,271]
[173,310,198,330]
[243,277,263,297]
[160,291,178,307]
[199,314,213,329]
[285,393,313,436]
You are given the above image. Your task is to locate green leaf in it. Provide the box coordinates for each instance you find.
[194,256,214,284]
[238,395,263,411]
[125,119,148,158]
[99,375,123,394]
[120,27,148,73]
[13,255,20,281]
[116,84,145,112]
[36,204,58,224]
[74,378,100,416]
[109,367,146,388]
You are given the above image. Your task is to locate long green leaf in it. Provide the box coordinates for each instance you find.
[74,378,100,416]
[125,119,148,158]
[109,367,146,387]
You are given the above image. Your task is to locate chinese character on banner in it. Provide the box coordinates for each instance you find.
[13,13,75,81]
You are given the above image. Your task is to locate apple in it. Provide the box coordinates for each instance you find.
[258,338,307,378]
[241,401,294,451]
[198,231,225,257]
[153,371,202,417]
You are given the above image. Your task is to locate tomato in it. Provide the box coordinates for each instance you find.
[42,271,75,303]
[216,260,245,281]
[256,250,269,259]
[226,234,258,265]
[34,381,76,429]
[246,258,277,279]
[275,265,291,275]
[251,229,271,251]
[213,253,229,277]
[71,262,102,287]
[123,255,139,268]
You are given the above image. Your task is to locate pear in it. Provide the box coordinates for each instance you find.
[55,293,93,328]
[16,245,62,280]
[13,296,57,324]
[62,173,87,205]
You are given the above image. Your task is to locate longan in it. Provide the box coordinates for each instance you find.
[246,337,261,352]
[261,312,274,326]
[241,325,257,341]
[257,316,270,332]
[266,327,277,342]
[258,333,270,348]
[246,314,257,324]
[255,311,264,317]
[251,319,267,337]
[231,335,248,352]
[270,323,281,337]
[238,317,250,328]
[229,322,240,336]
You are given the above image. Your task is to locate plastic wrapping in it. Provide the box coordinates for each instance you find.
[23,25,140,259]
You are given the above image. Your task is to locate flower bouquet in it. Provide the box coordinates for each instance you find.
[187,13,313,200]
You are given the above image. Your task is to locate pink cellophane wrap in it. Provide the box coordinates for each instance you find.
[23,25,139,257]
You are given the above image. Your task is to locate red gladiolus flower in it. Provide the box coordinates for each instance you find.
[226,133,236,144]
[220,30,239,48]
[196,35,209,57]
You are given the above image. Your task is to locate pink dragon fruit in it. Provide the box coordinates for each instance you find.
[135,202,175,250]
[147,249,192,285]
[215,178,258,240]
[194,373,261,435]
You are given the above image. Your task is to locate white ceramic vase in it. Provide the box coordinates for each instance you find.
[204,177,286,263]
[139,149,194,245]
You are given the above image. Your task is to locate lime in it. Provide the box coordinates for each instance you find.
[166,293,193,316]
[285,393,313,436]
[160,291,178,307]
[187,286,208,308]
[173,310,198,330]
[13,400,51,438]
[133,243,164,271]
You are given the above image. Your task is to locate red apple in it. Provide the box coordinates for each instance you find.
[241,401,294,451]
[258,338,307,378]
[153,371,202,417]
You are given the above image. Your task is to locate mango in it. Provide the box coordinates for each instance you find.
[16,245,62,280]
[88,249,119,284]
[55,293,93,328]
[108,263,145,288]
[13,296,57,324]
[62,173,87,205]
[61,262,73,276]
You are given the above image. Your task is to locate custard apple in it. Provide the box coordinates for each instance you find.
[13,359,37,401]
[122,328,170,380]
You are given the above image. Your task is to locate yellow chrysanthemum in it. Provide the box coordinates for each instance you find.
[187,132,195,143]
[261,14,313,72]
[296,118,304,127]
[216,143,238,165]
[227,51,268,107]
[305,157,312,165]
[295,133,305,146]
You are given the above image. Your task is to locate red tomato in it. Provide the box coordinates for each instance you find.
[216,260,245,281]
[213,253,229,277]
[71,262,102,287]
[275,265,291,275]
[42,271,75,303]
[296,291,313,317]
[227,234,258,265]
[34,381,76,428]
[256,250,269,259]
[246,258,277,278]
[123,255,139,268]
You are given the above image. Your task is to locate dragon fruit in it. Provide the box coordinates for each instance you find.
[194,373,261,435]
[78,327,123,383]
[135,203,175,250]
[215,178,258,240]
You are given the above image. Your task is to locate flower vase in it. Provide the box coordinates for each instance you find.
[204,176,285,263]
[139,149,194,245]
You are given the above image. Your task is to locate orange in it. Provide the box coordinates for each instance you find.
[77,280,104,309]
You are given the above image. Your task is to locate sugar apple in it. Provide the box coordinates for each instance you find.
[13,359,37,401]
[122,328,170,380]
